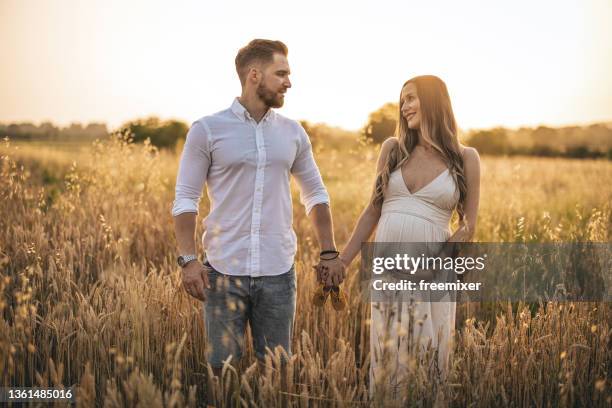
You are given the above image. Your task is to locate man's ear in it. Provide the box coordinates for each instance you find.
[247,67,260,84]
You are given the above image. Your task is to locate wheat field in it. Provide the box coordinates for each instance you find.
[1,134,610,407]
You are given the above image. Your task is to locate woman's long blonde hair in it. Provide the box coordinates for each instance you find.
[372,75,467,222]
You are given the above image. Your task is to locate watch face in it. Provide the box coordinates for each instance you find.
[177,256,185,267]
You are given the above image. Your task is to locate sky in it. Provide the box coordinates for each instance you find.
[1,0,611,132]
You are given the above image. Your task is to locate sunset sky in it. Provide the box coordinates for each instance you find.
[1,0,611,131]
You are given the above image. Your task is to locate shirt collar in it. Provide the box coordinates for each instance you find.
[230,97,276,123]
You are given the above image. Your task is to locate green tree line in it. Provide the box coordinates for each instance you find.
[4,108,611,159]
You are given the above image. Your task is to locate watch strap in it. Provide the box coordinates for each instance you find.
[179,254,198,267]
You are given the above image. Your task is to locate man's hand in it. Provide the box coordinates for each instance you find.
[318,257,346,287]
[181,261,211,301]
[313,262,327,284]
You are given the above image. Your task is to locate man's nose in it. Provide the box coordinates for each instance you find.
[285,78,292,88]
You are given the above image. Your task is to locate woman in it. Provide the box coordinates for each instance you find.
[339,75,481,397]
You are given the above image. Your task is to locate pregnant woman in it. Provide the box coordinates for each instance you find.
[339,75,481,398]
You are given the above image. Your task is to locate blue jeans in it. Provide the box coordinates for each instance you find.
[203,263,297,368]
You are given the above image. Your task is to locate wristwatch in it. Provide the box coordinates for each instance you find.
[177,254,198,267]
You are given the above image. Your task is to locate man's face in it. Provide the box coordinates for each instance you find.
[256,53,292,108]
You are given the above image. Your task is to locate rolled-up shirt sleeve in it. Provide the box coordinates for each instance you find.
[291,126,330,215]
[171,121,211,216]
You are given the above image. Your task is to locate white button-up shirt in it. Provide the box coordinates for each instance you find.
[172,98,330,276]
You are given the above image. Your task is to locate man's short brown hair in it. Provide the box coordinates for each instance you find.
[235,39,288,86]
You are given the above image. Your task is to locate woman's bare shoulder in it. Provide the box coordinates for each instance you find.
[459,144,480,163]
[375,137,399,172]
[459,144,481,175]
[380,137,399,156]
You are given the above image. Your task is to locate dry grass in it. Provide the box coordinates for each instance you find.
[1,134,610,407]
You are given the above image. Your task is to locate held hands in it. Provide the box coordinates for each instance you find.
[181,260,211,302]
[314,252,347,287]
[311,251,348,310]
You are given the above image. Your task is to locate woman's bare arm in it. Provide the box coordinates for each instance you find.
[339,138,397,267]
[448,146,481,242]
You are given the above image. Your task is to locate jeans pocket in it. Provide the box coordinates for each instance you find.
[206,269,223,292]
[285,265,297,292]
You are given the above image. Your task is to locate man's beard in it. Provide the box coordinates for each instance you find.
[256,82,284,108]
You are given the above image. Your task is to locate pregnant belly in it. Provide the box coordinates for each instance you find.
[375,211,451,242]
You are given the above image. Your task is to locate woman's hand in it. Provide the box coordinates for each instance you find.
[448,222,472,243]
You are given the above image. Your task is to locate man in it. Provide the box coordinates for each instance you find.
[172,39,345,376]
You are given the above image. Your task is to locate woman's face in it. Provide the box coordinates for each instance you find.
[400,82,421,129]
